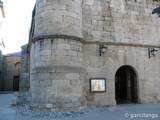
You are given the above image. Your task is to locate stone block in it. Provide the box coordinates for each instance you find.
[65,73,80,80]
[94,25,103,31]
[53,50,66,56]
[99,100,116,106]
[50,99,57,103]
[40,50,52,56]
[45,103,53,108]
[62,56,71,61]
[32,81,40,87]
[65,103,73,108]
[70,80,82,86]
[102,31,111,37]
[77,52,83,57]
[38,103,45,108]
[69,61,81,67]
[40,80,52,87]
[70,45,79,51]
[52,80,70,86]
[33,90,46,98]
[59,85,72,94]
[44,5,52,10]
[46,0,59,5]
[71,56,79,62]
[68,50,78,56]
[46,60,56,66]
[72,86,83,95]
[99,11,111,17]
[72,98,79,102]
[55,10,69,16]
[69,12,78,18]
[63,16,73,24]
[30,102,38,108]
[73,102,81,107]
[64,98,72,103]
[41,56,52,61]
[91,31,101,36]
[104,26,114,32]
[60,0,72,5]
[50,73,65,80]
[46,86,57,95]
[87,101,100,106]
[38,73,50,80]
[83,0,94,5]
[51,108,56,112]
[10,97,17,106]
[57,44,70,50]
[35,62,46,67]
[140,98,155,104]
[52,5,67,10]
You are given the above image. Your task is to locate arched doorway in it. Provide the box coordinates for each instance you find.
[115,65,138,104]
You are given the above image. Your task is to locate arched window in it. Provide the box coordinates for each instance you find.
[15,62,21,71]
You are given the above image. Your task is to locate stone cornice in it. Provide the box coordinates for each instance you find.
[28,34,160,51]
[85,41,160,48]
[32,34,85,43]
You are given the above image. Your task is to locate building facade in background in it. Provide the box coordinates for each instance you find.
[20,0,160,112]
[2,52,21,91]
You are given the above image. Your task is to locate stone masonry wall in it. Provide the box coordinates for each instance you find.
[82,0,113,42]
[110,0,160,45]
[30,38,87,112]
[20,45,30,91]
[82,0,160,44]
[83,0,160,106]
[29,0,87,112]
[28,0,160,111]
[3,55,21,91]
[35,0,82,38]
[83,44,160,106]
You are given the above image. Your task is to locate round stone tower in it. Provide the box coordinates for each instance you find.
[29,0,86,112]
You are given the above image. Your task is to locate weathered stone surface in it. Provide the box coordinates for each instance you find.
[3,55,21,91]
[65,103,73,108]
[45,103,53,108]
[24,0,160,112]
[29,37,86,111]
[34,0,82,38]
[65,73,80,80]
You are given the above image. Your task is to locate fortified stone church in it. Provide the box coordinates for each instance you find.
[3,0,160,112]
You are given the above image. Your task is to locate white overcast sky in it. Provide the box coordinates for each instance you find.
[2,0,36,54]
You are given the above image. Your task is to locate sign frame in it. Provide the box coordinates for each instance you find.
[90,78,106,93]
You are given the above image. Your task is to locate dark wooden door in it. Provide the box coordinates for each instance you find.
[115,66,138,103]
[13,76,19,91]
[131,69,138,103]
[115,66,127,100]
